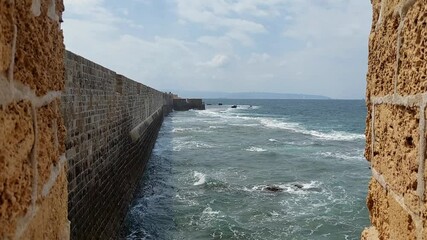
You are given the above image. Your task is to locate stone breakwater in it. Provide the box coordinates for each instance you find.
[363,0,427,239]
[63,51,173,239]
[0,1,173,239]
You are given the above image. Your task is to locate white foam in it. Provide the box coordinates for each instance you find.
[198,106,364,142]
[245,181,322,195]
[300,181,320,189]
[319,151,365,161]
[270,211,279,217]
[208,125,224,129]
[202,206,220,215]
[172,127,211,133]
[193,171,206,186]
[268,138,278,142]
[229,123,259,127]
[260,118,301,131]
[245,146,267,152]
[172,139,214,152]
[260,118,364,141]
[307,130,365,141]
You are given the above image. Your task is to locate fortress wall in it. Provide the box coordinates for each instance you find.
[62,51,173,239]
[0,0,69,239]
[363,0,427,239]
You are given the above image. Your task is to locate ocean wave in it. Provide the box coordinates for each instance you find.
[245,146,267,152]
[223,105,261,110]
[175,194,198,206]
[202,206,220,215]
[193,171,207,186]
[172,127,212,134]
[259,118,364,141]
[208,125,225,129]
[307,130,365,141]
[198,108,364,142]
[319,151,365,161]
[197,206,223,227]
[172,139,214,152]
[245,181,322,195]
[268,138,278,142]
[229,123,260,127]
[260,118,301,131]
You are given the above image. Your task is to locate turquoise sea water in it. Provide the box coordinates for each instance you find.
[121,99,371,240]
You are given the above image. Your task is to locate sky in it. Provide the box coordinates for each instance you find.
[62,0,372,99]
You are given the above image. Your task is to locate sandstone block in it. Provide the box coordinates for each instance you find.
[13,0,64,96]
[387,193,416,239]
[397,2,427,95]
[0,0,14,74]
[373,104,419,196]
[36,100,64,197]
[367,178,389,239]
[0,101,34,239]
[366,0,401,98]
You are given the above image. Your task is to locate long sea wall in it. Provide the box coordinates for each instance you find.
[63,51,173,239]
[363,0,427,239]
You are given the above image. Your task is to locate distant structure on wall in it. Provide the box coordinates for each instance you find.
[173,97,206,111]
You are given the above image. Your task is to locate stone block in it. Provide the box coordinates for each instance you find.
[13,0,64,96]
[20,165,68,239]
[366,0,401,98]
[361,226,379,240]
[397,2,427,95]
[36,100,64,196]
[387,193,416,239]
[366,178,389,239]
[0,0,14,74]
[373,104,419,196]
[0,101,34,239]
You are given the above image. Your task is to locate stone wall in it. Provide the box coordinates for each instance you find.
[363,0,427,239]
[63,51,173,239]
[0,0,69,239]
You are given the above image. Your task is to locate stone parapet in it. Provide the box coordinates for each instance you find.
[0,0,69,239]
[363,0,427,239]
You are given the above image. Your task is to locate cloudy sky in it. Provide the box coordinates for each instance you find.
[63,0,372,99]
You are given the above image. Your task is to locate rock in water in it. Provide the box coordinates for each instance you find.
[264,186,283,192]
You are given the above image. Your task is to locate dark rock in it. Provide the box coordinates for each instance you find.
[264,186,283,192]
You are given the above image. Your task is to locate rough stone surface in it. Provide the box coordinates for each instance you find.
[63,51,173,239]
[366,0,400,99]
[397,1,427,95]
[361,226,379,240]
[373,104,419,198]
[0,101,34,239]
[365,0,427,239]
[14,0,65,96]
[0,0,14,74]
[0,0,68,239]
[366,179,389,239]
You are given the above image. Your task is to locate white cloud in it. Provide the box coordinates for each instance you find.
[62,0,372,99]
[247,53,270,64]
[199,54,230,68]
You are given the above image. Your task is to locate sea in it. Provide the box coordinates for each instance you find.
[120,99,371,240]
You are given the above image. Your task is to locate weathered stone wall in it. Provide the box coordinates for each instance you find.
[363,0,427,239]
[0,0,69,239]
[63,51,173,239]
